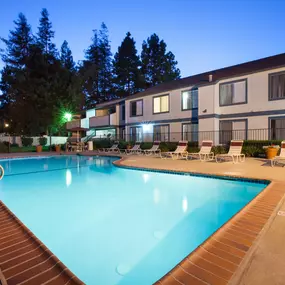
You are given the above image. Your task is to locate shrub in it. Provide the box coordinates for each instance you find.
[93,139,112,150]
[38,137,47,146]
[140,142,153,150]
[187,147,200,153]
[242,145,265,157]
[10,143,19,147]
[0,142,8,153]
[212,145,228,155]
[21,136,33,147]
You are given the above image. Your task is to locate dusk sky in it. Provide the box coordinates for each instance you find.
[1,0,284,77]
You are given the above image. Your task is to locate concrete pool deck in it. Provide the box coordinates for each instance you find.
[0,152,284,284]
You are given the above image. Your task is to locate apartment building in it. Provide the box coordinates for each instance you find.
[67,53,285,144]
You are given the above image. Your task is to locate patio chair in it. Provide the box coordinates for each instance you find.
[99,141,120,153]
[143,141,161,156]
[271,141,285,167]
[67,138,84,152]
[123,141,142,155]
[187,140,214,161]
[215,140,245,163]
[160,140,188,159]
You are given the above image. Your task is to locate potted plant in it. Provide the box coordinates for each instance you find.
[55,144,61,152]
[263,143,280,159]
[37,137,47,152]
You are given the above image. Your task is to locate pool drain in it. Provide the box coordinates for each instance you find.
[116,264,130,276]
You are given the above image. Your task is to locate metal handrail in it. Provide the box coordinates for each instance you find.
[0,165,4,180]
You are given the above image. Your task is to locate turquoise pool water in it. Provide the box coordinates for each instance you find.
[0,156,267,285]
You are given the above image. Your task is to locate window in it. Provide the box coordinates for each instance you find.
[219,120,247,144]
[182,123,198,141]
[219,79,247,106]
[130,100,143,117]
[121,105,125,121]
[270,117,285,140]
[153,95,169,114]
[269,72,285,100]
[182,89,198,110]
[130,126,142,141]
[153,125,169,141]
[95,129,116,139]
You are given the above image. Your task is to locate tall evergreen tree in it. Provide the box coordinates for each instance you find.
[81,22,113,107]
[113,32,142,97]
[141,33,180,88]
[0,13,33,68]
[60,40,75,71]
[36,8,56,57]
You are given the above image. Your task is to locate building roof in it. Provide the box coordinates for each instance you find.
[127,52,285,100]
[92,52,285,107]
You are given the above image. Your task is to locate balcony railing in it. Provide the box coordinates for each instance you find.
[89,113,117,128]
[66,120,81,130]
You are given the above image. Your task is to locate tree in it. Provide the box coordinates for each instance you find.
[0,13,33,68]
[141,33,180,88]
[81,22,113,107]
[113,32,143,97]
[36,8,56,57]
[60,40,75,71]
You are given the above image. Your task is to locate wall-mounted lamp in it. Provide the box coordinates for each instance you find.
[202,109,207,113]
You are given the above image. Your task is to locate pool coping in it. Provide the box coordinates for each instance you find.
[1,153,285,285]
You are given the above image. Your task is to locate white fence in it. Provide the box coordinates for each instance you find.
[0,135,68,147]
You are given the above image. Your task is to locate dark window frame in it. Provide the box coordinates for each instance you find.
[219,79,248,107]
[268,116,285,140]
[153,124,170,142]
[181,122,199,141]
[152,94,170,114]
[181,88,199,111]
[129,99,143,117]
[121,104,126,121]
[219,119,248,144]
[129,126,143,141]
[268,71,285,101]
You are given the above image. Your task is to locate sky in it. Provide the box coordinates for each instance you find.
[0,0,285,77]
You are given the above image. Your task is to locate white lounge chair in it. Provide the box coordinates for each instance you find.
[143,141,161,156]
[161,141,188,159]
[99,141,120,153]
[187,140,214,161]
[216,140,245,163]
[271,141,285,167]
[123,141,142,155]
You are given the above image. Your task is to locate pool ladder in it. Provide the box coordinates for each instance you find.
[0,165,4,180]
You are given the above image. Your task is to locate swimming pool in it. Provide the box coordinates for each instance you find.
[0,155,267,285]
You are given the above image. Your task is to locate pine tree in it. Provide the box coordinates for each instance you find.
[60,40,75,71]
[113,32,142,97]
[36,8,56,57]
[81,22,113,107]
[141,33,180,88]
[0,13,33,68]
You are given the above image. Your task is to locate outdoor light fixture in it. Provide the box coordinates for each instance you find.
[64,112,72,122]
[4,123,9,128]
[142,123,153,132]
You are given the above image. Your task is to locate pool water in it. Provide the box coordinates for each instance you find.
[0,156,267,285]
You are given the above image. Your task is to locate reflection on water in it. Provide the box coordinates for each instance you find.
[89,158,114,174]
[66,169,72,187]
[182,196,188,213]
[153,188,160,204]
[143,173,150,183]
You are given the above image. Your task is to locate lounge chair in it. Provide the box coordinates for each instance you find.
[161,140,188,159]
[215,140,245,163]
[143,141,161,156]
[123,141,142,155]
[99,141,120,153]
[271,141,285,167]
[187,140,214,161]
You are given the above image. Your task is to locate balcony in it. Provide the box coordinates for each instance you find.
[66,119,81,130]
[89,113,118,128]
